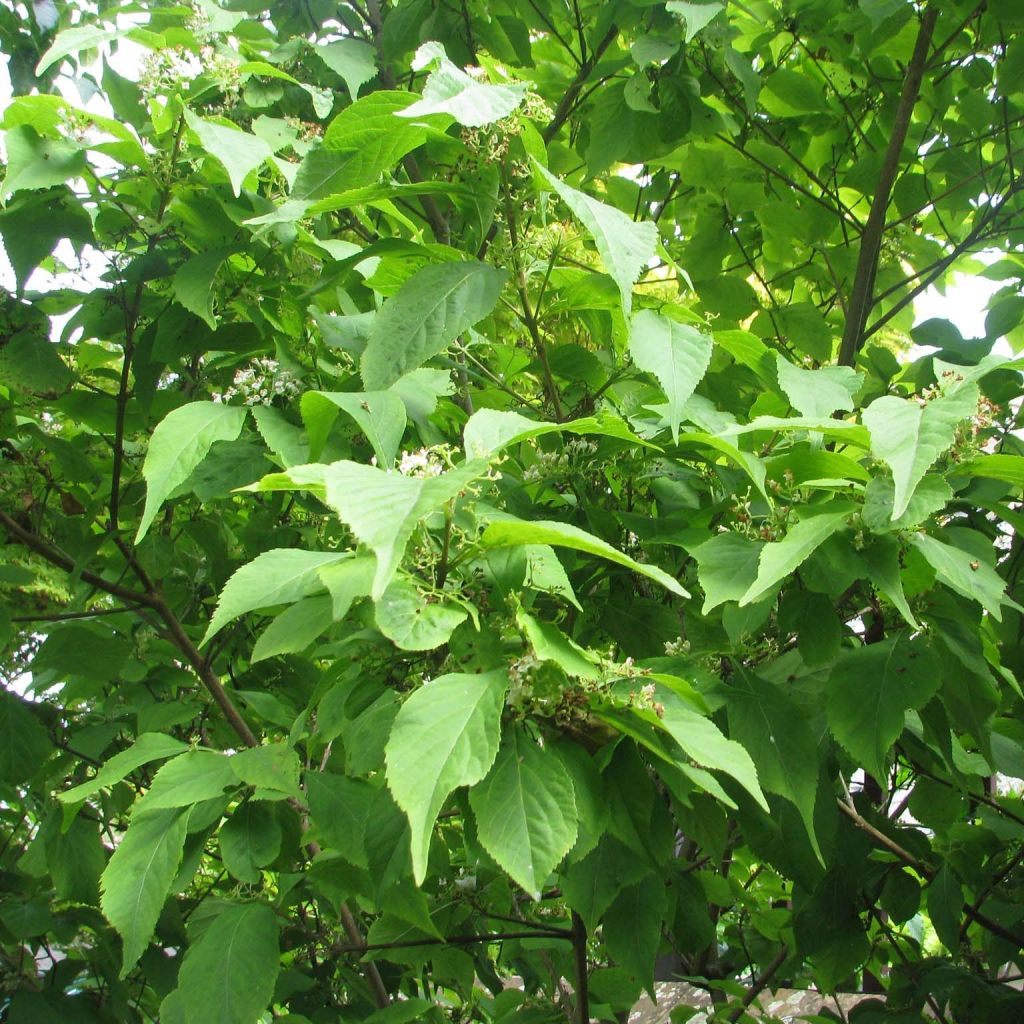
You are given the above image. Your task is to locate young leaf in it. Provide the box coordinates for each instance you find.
[629,310,714,442]
[322,459,489,599]
[463,407,654,459]
[385,669,508,882]
[59,733,189,804]
[652,690,769,812]
[251,595,334,663]
[36,22,122,75]
[775,356,862,418]
[910,533,1013,621]
[666,1,725,41]
[398,46,528,126]
[469,725,578,896]
[691,532,764,612]
[300,390,407,466]
[739,504,854,605]
[202,549,348,645]
[827,635,942,779]
[535,162,658,318]
[375,578,468,651]
[360,262,508,390]
[481,518,689,598]
[176,903,280,1024]
[862,386,979,520]
[136,402,247,542]
[230,744,302,799]
[184,110,274,196]
[133,750,239,815]
[101,806,189,977]
[1,125,86,198]
[316,38,377,99]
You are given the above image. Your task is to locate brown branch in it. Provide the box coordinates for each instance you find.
[338,927,573,953]
[837,6,938,366]
[542,24,619,144]
[728,945,789,1022]
[571,911,589,1024]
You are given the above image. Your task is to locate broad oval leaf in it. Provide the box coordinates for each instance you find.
[360,261,508,391]
[481,517,689,599]
[219,803,282,884]
[469,726,578,896]
[177,903,280,1024]
[386,669,508,882]
[629,310,714,442]
[136,402,247,542]
[375,578,468,651]
[535,162,658,318]
[202,548,348,645]
[184,110,274,197]
[101,806,189,977]
[59,732,188,804]
[862,386,979,520]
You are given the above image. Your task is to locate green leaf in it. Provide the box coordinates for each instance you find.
[360,261,508,390]
[386,669,507,882]
[36,22,123,75]
[137,401,247,542]
[219,803,282,883]
[101,807,189,976]
[603,875,665,997]
[463,408,655,459]
[653,689,769,811]
[862,474,952,533]
[517,609,601,679]
[910,533,1013,621]
[230,744,302,799]
[59,733,189,803]
[322,459,488,599]
[184,110,273,196]
[322,91,434,186]
[318,556,376,618]
[177,903,280,1024]
[172,250,230,329]
[316,38,377,98]
[666,1,725,42]
[306,772,375,867]
[0,691,52,784]
[133,750,239,814]
[398,45,527,126]
[629,311,714,443]
[481,518,689,599]
[202,548,348,645]
[524,544,582,610]
[0,331,73,392]
[535,162,658,318]
[739,504,854,606]
[862,387,979,520]
[691,532,764,612]
[726,670,823,860]
[469,725,578,896]
[375,577,468,650]
[776,357,862,418]
[0,126,86,198]
[300,390,407,465]
[927,864,963,954]
[827,635,942,779]
[251,595,334,662]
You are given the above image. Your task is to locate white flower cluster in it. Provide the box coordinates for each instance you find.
[397,447,447,478]
[663,637,690,656]
[220,358,302,406]
[140,46,241,103]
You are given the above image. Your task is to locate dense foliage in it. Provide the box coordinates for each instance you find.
[3,0,1024,1021]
